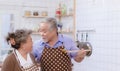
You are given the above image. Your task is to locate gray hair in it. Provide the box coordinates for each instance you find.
[41,17,58,31]
[6,29,32,49]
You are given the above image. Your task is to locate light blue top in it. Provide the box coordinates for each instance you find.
[32,34,79,61]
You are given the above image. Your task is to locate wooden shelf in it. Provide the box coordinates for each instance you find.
[77,29,96,33]
[58,30,73,34]
[55,14,73,17]
[23,16,47,18]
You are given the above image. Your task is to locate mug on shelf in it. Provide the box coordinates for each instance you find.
[24,11,31,16]
[33,11,39,16]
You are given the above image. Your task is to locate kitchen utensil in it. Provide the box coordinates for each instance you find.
[25,11,31,16]
[61,49,91,53]
[76,32,92,57]
[33,11,39,16]
[41,11,48,17]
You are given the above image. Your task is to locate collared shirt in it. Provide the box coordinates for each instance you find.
[32,34,79,61]
[15,50,33,68]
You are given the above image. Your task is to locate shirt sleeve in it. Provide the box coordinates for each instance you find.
[62,35,79,58]
[32,40,44,62]
[69,39,79,58]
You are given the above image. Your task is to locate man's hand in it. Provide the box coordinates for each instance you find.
[74,49,87,62]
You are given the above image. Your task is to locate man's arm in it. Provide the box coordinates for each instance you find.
[68,39,86,62]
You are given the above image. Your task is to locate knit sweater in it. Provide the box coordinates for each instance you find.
[1,52,38,71]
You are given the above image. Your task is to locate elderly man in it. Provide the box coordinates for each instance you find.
[32,17,87,71]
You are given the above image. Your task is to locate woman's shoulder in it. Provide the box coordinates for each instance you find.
[3,53,15,63]
[2,53,15,67]
[1,53,18,71]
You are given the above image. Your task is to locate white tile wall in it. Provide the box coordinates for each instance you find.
[1,0,120,71]
[75,0,120,71]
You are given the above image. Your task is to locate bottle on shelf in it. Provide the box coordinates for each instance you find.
[61,3,67,16]
[68,8,73,16]
[55,3,62,17]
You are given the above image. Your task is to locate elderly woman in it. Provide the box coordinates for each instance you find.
[1,29,40,71]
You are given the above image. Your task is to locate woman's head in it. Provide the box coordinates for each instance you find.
[6,29,33,52]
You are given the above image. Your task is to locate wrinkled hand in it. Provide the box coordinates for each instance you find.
[74,49,87,62]
[77,49,87,58]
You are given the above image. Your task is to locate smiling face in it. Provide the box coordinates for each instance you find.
[39,22,57,42]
